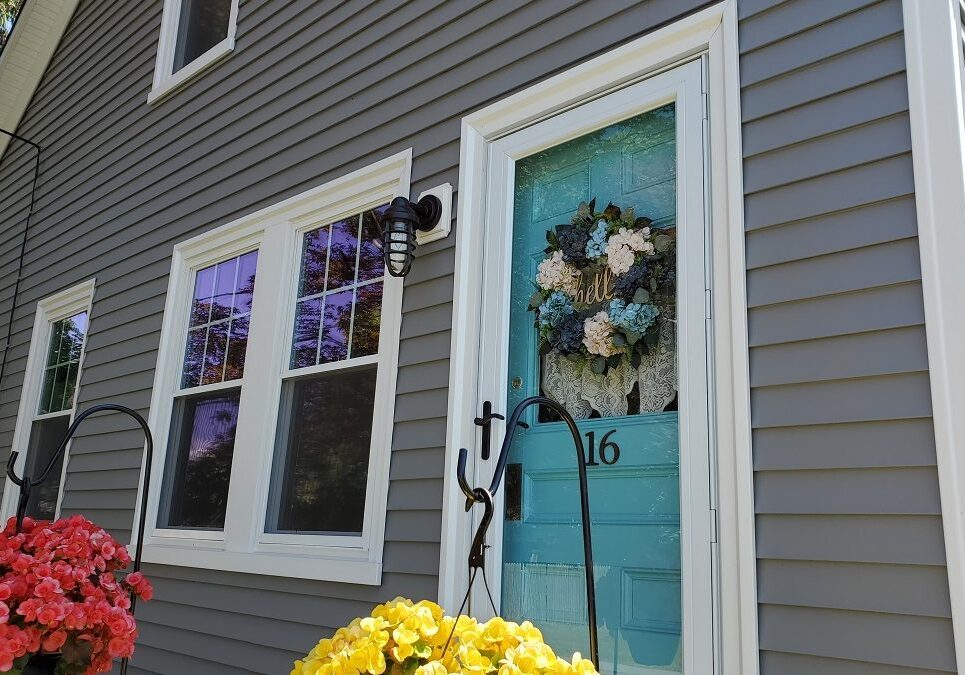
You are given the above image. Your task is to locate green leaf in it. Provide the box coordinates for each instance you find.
[566,352,583,362]
[611,333,627,347]
[631,350,642,369]
[645,327,660,347]
[402,657,422,675]
[539,339,553,356]
[413,641,432,659]
[624,330,641,346]
[528,291,544,310]
[587,197,597,214]
[634,216,653,228]
[654,234,673,253]
[607,354,622,369]
[632,288,651,305]
[591,356,606,374]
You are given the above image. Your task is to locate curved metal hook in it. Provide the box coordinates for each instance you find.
[456,395,598,667]
[5,403,153,675]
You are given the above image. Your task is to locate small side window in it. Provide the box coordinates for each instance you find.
[150,0,237,103]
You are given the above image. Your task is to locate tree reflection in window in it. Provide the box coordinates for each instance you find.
[182,251,257,388]
[38,312,88,415]
[290,205,386,369]
[163,391,240,529]
[268,366,376,535]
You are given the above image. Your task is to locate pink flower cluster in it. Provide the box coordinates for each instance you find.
[0,515,152,673]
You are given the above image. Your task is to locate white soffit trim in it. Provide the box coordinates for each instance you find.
[904,0,965,666]
[441,2,758,673]
[0,0,80,159]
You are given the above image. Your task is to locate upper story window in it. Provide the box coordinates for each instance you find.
[149,0,238,104]
[142,151,412,584]
[2,281,95,522]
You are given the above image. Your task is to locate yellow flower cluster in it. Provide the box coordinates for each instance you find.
[291,598,599,675]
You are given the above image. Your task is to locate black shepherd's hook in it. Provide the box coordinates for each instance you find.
[455,395,599,668]
[6,404,153,675]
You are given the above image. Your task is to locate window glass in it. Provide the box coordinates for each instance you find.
[290,206,386,369]
[23,416,70,520]
[38,312,87,415]
[173,0,231,73]
[160,391,240,529]
[266,366,376,535]
[182,251,257,388]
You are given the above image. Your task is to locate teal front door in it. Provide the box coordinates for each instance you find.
[493,65,711,675]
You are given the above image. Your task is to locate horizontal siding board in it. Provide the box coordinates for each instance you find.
[751,372,933,428]
[738,0,880,49]
[758,560,951,618]
[748,326,929,387]
[748,282,925,347]
[755,467,942,515]
[739,0,901,87]
[745,196,917,269]
[741,34,907,121]
[756,514,946,566]
[759,651,954,675]
[743,113,911,194]
[758,605,956,671]
[753,418,938,471]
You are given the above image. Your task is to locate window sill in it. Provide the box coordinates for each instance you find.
[148,37,234,105]
[139,542,383,584]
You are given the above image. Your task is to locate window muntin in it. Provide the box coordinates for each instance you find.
[158,251,258,532]
[173,0,232,73]
[290,207,386,368]
[38,312,87,415]
[181,250,256,388]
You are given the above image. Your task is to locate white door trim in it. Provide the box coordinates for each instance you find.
[903,0,965,666]
[440,2,757,673]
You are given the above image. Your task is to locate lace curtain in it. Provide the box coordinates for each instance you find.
[541,304,676,418]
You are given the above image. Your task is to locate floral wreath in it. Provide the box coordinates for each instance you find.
[529,199,676,374]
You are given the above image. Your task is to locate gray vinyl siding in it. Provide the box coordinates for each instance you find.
[0,0,954,673]
[0,1,716,674]
[741,0,955,673]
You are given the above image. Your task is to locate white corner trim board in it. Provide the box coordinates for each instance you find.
[904,0,965,667]
[440,2,758,673]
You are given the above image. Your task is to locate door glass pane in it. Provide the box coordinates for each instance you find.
[266,366,377,535]
[23,416,70,520]
[159,390,240,529]
[173,0,231,73]
[502,103,682,674]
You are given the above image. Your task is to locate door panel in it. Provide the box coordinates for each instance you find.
[501,102,688,674]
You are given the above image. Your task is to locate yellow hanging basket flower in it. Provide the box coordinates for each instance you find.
[291,597,600,675]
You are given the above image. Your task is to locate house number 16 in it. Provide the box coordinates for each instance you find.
[584,429,620,466]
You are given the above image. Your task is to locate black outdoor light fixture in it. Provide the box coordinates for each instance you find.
[380,194,443,277]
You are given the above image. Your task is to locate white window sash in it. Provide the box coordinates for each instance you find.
[138,150,411,584]
[1,279,96,522]
[148,0,240,104]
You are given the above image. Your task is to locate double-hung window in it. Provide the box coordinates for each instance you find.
[3,280,95,521]
[142,151,410,583]
[149,0,239,103]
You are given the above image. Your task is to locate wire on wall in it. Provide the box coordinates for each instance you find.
[0,128,42,396]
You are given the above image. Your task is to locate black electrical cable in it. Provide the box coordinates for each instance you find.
[0,128,42,396]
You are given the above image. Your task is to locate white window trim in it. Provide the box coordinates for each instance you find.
[440,2,758,673]
[1,279,96,522]
[135,150,412,585]
[904,0,965,666]
[147,0,239,105]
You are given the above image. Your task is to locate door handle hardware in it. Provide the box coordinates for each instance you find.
[475,401,530,460]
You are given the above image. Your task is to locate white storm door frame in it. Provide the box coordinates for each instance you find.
[441,2,757,674]
[477,59,712,674]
